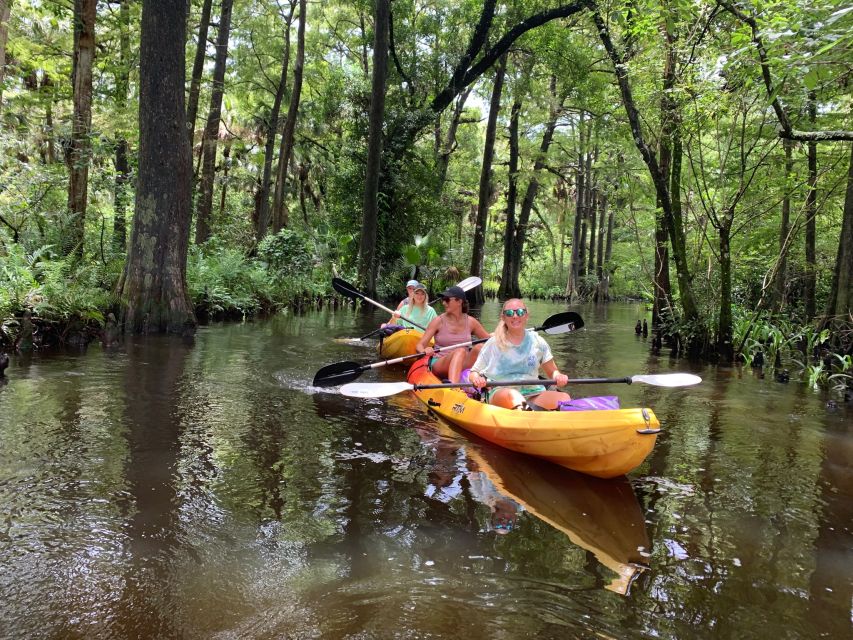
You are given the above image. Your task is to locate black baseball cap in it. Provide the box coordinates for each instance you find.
[441,285,466,299]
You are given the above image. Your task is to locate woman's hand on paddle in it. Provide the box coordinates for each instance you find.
[468,371,487,389]
[554,373,569,387]
[420,345,434,356]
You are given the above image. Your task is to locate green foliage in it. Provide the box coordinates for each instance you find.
[187,246,269,316]
[0,236,116,325]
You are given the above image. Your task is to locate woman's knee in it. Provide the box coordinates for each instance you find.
[491,388,525,410]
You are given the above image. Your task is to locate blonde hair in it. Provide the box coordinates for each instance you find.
[494,298,525,351]
[409,288,428,310]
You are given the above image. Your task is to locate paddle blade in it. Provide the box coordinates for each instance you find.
[456,276,483,291]
[631,373,702,387]
[340,381,414,398]
[332,277,362,300]
[541,311,584,334]
[313,361,365,387]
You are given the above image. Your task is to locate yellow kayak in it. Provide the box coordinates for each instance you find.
[407,357,660,479]
[378,328,430,359]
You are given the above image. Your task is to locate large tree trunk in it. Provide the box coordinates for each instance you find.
[565,115,586,300]
[255,3,294,240]
[593,192,608,302]
[593,10,702,345]
[271,0,307,233]
[0,0,10,112]
[601,194,615,301]
[470,54,507,305]
[435,87,472,194]
[186,0,213,151]
[775,139,793,310]
[498,96,521,299]
[587,186,598,274]
[357,0,390,296]
[194,0,233,245]
[66,0,96,257]
[112,0,131,254]
[509,80,561,298]
[120,0,195,334]
[804,91,818,319]
[718,221,734,361]
[822,142,853,322]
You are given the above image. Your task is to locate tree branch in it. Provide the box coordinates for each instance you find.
[718,0,853,142]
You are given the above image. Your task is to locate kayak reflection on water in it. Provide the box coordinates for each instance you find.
[419,419,650,594]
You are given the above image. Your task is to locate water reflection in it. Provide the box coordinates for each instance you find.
[1,303,851,638]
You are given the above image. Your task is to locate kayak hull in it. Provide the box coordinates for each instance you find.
[379,329,428,359]
[407,357,660,479]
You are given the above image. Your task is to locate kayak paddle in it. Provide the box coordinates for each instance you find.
[313,311,585,387]
[339,373,702,398]
[357,276,484,340]
[333,277,429,331]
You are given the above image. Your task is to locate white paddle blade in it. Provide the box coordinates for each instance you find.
[340,381,414,398]
[543,321,578,335]
[456,276,483,291]
[632,373,702,387]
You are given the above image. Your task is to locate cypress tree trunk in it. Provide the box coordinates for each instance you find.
[256,4,294,240]
[120,0,195,334]
[718,221,734,361]
[112,0,131,254]
[271,0,307,233]
[509,78,561,297]
[195,0,234,245]
[594,9,702,349]
[218,138,231,220]
[498,97,521,299]
[775,139,793,310]
[186,0,213,151]
[587,187,598,274]
[357,0,390,296]
[67,0,96,257]
[804,91,818,319]
[470,54,507,305]
[822,142,853,322]
[601,195,615,301]
[565,116,585,300]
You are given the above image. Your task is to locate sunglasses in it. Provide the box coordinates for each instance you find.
[502,308,528,318]
[442,296,460,302]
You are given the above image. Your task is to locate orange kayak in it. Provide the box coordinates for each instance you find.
[406,356,660,479]
[378,329,431,359]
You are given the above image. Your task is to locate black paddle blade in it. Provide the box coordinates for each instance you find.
[313,360,366,387]
[332,277,362,300]
[540,311,584,332]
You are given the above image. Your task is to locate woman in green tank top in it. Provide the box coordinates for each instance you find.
[381,281,437,330]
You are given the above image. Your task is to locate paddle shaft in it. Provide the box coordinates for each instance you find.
[333,278,428,331]
[410,377,632,391]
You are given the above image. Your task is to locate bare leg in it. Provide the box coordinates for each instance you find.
[489,388,527,410]
[528,390,571,410]
[430,355,452,380]
[446,349,468,383]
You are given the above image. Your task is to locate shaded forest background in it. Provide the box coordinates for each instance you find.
[0,0,851,386]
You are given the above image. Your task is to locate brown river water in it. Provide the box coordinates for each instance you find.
[0,301,850,639]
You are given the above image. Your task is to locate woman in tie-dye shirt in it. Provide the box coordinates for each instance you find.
[468,299,571,410]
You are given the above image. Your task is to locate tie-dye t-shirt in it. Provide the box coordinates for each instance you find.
[470,331,554,397]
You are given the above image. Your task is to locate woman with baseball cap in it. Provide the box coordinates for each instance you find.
[415,285,490,383]
[382,281,437,330]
